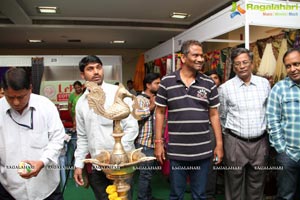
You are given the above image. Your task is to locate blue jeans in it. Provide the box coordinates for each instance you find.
[66,131,77,178]
[169,158,210,200]
[59,151,67,190]
[66,132,77,167]
[276,152,300,200]
[135,143,158,200]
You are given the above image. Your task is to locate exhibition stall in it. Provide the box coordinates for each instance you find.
[144,0,300,79]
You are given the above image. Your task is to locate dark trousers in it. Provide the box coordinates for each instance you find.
[135,143,158,200]
[224,133,269,200]
[0,182,63,200]
[88,169,134,200]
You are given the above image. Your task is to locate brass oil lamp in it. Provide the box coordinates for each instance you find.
[83,82,155,200]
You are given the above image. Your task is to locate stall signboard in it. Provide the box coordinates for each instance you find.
[40,81,83,105]
[232,0,300,28]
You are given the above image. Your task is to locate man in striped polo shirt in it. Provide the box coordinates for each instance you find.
[154,40,224,200]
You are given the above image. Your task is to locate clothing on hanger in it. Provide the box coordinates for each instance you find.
[273,38,288,83]
[257,43,277,77]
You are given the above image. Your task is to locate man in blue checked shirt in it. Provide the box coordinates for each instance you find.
[266,47,300,200]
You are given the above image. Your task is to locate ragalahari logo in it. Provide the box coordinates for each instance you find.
[231,2,246,18]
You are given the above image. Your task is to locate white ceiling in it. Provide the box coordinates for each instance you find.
[0,0,232,50]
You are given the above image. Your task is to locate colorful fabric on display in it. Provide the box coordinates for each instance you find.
[293,33,300,48]
[273,38,288,84]
[166,57,172,74]
[175,54,182,71]
[133,54,145,92]
[154,59,162,75]
[250,43,261,74]
[205,50,221,71]
[287,30,297,47]
[154,58,167,76]
[256,34,285,62]
[217,48,227,82]
[163,56,168,75]
[257,43,277,77]
[222,47,233,82]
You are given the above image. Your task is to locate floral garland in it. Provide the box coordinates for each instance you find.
[106,185,122,200]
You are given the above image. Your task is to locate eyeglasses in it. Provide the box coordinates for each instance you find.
[233,60,251,68]
[285,62,300,69]
[7,107,34,129]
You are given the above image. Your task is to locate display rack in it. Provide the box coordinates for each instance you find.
[144,0,300,71]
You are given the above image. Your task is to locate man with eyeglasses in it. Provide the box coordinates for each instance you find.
[266,48,300,200]
[0,68,65,200]
[219,48,271,200]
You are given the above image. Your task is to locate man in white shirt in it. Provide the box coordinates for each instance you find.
[0,68,65,200]
[73,55,138,200]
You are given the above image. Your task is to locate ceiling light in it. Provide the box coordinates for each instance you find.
[110,40,126,44]
[171,12,190,19]
[37,6,57,14]
[28,39,43,43]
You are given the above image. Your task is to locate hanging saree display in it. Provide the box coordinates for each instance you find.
[257,43,277,77]
[273,38,288,83]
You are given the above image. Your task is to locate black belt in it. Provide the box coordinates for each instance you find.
[225,129,267,142]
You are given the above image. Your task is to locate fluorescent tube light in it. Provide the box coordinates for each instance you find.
[171,12,189,19]
[110,40,126,44]
[28,39,43,43]
[37,6,57,14]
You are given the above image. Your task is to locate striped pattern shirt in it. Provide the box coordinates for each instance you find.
[155,70,219,161]
[266,77,300,162]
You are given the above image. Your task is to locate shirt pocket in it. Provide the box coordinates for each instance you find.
[29,130,49,149]
[283,98,300,118]
[283,98,299,109]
